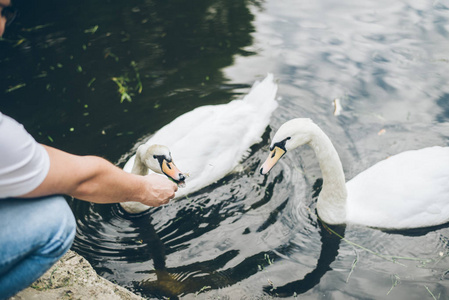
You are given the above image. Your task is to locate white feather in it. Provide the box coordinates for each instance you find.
[265,118,449,229]
[121,74,278,214]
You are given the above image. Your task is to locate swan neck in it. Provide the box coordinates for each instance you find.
[307,126,347,224]
[131,153,149,176]
[120,150,151,214]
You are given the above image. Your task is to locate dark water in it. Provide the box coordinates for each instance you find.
[1,0,449,299]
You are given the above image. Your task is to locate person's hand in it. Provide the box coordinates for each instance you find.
[140,173,178,207]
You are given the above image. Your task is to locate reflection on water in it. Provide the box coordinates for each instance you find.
[1,0,449,298]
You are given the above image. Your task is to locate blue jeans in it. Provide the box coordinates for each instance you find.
[0,195,76,300]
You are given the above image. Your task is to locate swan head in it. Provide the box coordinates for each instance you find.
[135,144,186,185]
[260,118,315,175]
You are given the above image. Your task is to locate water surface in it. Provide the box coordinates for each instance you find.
[1,0,449,298]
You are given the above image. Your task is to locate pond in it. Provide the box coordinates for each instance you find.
[1,0,449,298]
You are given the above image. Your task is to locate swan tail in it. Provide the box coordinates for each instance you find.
[243,73,278,109]
[237,73,278,162]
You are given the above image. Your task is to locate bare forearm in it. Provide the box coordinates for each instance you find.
[21,145,177,207]
[68,156,147,204]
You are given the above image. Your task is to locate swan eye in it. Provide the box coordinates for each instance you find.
[153,155,157,159]
[271,137,290,152]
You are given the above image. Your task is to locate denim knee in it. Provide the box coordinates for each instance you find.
[36,195,77,257]
[0,195,76,300]
[0,195,76,267]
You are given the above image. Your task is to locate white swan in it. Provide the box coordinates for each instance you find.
[260,118,449,229]
[121,73,278,214]
[120,144,186,214]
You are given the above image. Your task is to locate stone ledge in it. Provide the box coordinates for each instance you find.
[10,250,144,300]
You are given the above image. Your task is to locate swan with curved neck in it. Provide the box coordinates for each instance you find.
[120,144,185,214]
[121,74,278,214]
[260,118,449,229]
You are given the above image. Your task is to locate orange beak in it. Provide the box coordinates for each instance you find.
[161,159,186,184]
[260,146,286,175]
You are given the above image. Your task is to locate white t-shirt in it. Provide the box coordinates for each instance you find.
[0,112,50,198]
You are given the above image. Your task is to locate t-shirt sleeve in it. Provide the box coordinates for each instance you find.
[0,113,50,198]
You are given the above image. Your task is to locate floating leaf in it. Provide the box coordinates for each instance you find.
[387,274,400,295]
[104,51,119,62]
[424,286,437,300]
[87,77,96,87]
[22,24,52,32]
[131,61,143,93]
[333,98,342,116]
[35,72,48,78]
[121,93,132,103]
[112,77,132,103]
[14,38,26,47]
[5,83,26,93]
[84,25,99,34]
[195,286,211,296]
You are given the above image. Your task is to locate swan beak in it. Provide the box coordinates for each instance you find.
[260,146,286,175]
[161,160,186,185]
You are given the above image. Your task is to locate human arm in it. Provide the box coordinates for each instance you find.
[20,145,178,207]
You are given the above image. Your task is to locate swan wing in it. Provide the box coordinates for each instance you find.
[346,146,449,229]
[124,74,278,199]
